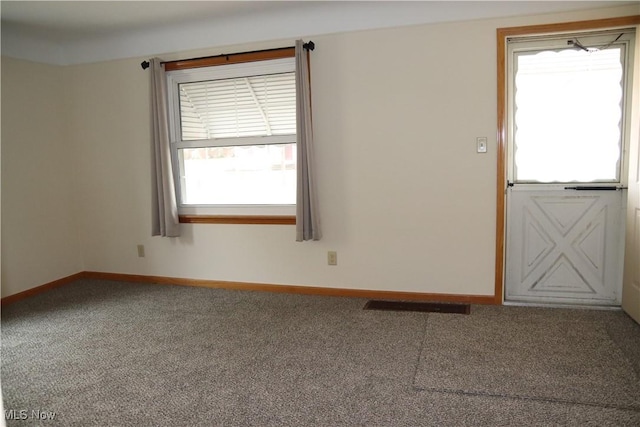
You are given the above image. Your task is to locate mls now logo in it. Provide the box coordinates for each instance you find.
[5,409,56,420]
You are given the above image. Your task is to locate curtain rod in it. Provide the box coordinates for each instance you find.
[140,41,314,70]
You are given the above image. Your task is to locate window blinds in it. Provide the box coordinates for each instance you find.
[179,72,296,141]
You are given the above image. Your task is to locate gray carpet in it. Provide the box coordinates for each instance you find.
[2,279,640,426]
[414,305,640,410]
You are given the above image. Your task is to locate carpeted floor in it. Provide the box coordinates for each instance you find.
[2,279,639,426]
[414,305,640,410]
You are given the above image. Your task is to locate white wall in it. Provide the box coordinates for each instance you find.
[68,29,497,295]
[2,4,638,298]
[1,57,83,297]
[68,5,639,297]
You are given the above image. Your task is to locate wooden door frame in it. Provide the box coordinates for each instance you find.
[494,15,640,305]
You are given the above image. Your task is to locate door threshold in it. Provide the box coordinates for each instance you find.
[503,301,622,311]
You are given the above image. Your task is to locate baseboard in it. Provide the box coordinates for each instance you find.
[1,272,86,306]
[1,271,498,306]
[82,271,498,305]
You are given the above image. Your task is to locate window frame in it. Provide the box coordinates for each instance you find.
[165,56,297,222]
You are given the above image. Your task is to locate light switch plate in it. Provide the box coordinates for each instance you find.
[476,137,488,153]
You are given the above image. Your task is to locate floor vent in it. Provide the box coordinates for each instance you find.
[363,300,470,314]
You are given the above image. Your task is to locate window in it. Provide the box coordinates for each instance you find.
[507,30,635,183]
[166,57,296,217]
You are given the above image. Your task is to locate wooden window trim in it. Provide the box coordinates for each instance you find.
[494,15,640,305]
[179,215,296,225]
[164,47,295,71]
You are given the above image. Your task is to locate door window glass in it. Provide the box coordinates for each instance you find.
[513,38,627,183]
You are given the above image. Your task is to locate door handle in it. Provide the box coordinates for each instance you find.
[563,186,625,191]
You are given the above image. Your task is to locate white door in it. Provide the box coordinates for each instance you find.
[505,30,636,306]
[622,30,640,323]
[623,144,640,321]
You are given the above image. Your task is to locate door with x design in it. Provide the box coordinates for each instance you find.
[506,188,624,304]
[504,30,635,305]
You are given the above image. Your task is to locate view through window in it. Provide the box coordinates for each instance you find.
[166,58,297,211]
[513,37,628,183]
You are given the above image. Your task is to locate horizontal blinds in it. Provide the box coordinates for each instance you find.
[179,72,296,141]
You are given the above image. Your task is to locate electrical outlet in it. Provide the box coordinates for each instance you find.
[137,244,145,258]
[327,251,337,266]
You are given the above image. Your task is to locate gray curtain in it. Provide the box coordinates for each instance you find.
[150,58,181,237]
[295,40,321,241]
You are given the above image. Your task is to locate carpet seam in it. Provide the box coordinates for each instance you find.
[414,311,640,414]
[412,386,640,413]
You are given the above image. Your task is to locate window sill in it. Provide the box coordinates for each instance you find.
[179,215,296,225]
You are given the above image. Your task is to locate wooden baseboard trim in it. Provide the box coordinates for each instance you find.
[1,272,86,306]
[2,271,497,306]
[82,271,498,305]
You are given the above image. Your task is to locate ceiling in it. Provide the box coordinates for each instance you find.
[1,1,298,40]
[1,1,637,65]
